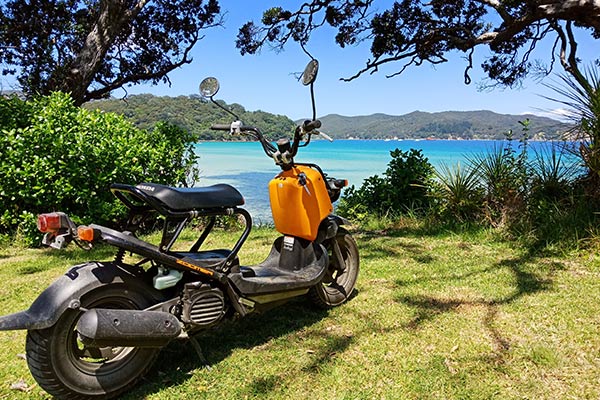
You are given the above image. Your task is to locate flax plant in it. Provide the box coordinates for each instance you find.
[433,162,483,223]
[466,144,526,228]
[529,142,581,202]
[544,66,600,192]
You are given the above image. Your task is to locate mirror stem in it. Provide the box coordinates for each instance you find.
[310,82,317,121]
[211,98,240,120]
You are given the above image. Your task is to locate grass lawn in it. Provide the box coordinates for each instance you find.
[0,223,599,399]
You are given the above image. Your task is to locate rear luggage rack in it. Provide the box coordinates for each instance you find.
[104,183,252,273]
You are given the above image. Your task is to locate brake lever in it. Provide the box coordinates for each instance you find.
[315,130,334,142]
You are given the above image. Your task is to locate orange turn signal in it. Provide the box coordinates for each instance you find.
[77,226,96,242]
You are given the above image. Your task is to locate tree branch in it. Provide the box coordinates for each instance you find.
[477,0,513,23]
[85,28,202,102]
[241,0,600,88]
[536,0,600,30]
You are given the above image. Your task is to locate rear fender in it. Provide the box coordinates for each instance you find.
[0,262,161,331]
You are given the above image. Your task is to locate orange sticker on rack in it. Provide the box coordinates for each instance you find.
[176,259,214,276]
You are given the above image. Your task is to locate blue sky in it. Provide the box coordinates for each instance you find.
[7,1,598,121]
[127,0,598,121]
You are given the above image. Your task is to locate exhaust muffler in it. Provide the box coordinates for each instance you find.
[76,308,181,348]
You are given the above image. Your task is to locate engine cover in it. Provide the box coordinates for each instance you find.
[182,284,226,328]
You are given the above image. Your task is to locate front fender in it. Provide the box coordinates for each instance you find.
[316,214,350,244]
[0,262,155,331]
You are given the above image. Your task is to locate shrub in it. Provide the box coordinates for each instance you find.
[434,134,586,246]
[466,145,525,227]
[529,142,580,203]
[545,67,600,182]
[337,148,434,219]
[0,93,198,246]
[433,162,483,223]
[515,142,587,246]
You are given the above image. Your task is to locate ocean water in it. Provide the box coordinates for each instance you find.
[193,139,563,223]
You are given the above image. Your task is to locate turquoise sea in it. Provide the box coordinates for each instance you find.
[193,139,565,223]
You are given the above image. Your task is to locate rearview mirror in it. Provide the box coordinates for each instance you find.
[199,77,220,98]
[301,59,319,86]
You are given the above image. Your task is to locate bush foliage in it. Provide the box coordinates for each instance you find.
[0,93,198,245]
[336,126,591,249]
[431,129,589,247]
[337,148,434,219]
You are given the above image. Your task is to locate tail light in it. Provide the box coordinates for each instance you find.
[37,213,66,233]
[37,212,81,249]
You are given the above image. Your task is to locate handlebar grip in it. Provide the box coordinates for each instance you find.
[303,119,322,132]
[210,124,232,131]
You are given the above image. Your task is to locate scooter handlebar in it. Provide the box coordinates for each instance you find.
[211,121,258,135]
[210,124,232,131]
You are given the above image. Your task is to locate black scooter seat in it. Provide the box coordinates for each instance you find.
[136,183,244,211]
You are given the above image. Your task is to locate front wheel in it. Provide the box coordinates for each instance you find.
[309,229,359,308]
[25,284,161,399]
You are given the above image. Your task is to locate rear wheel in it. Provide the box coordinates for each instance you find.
[309,229,359,308]
[26,284,160,399]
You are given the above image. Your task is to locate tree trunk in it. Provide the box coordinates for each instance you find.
[58,0,146,105]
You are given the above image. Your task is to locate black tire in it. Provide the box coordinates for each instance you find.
[309,229,359,308]
[25,284,161,399]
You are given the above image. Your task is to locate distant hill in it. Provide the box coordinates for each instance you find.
[83,94,296,141]
[314,111,571,140]
[84,94,571,140]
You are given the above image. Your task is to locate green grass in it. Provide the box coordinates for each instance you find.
[1,224,599,399]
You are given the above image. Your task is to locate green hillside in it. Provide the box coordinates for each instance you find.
[85,94,571,140]
[83,94,295,141]
[317,111,571,140]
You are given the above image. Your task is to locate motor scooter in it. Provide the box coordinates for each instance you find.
[0,59,359,399]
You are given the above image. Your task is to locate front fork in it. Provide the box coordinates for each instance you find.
[317,215,349,280]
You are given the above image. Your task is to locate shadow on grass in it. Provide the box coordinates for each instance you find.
[358,231,439,265]
[243,331,354,396]
[395,264,499,287]
[123,299,341,399]
[356,222,488,265]
[17,265,47,275]
[395,252,563,364]
[359,220,486,240]
[359,239,431,261]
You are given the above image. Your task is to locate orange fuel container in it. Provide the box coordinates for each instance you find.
[269,165,333,241]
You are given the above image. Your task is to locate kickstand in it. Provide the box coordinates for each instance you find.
[189,336,212,370]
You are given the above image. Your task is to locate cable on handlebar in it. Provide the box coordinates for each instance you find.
[241,126,277,158]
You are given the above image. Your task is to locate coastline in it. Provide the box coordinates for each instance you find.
[196,136,571,143]
[193,139,572,223]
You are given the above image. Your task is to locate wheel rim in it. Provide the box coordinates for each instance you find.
[66,297,139,376]
[49,288,158,396]
[321,235,356,296]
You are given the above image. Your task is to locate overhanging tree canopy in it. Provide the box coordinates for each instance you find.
[0,0,221,105]
[236,1,600,89]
